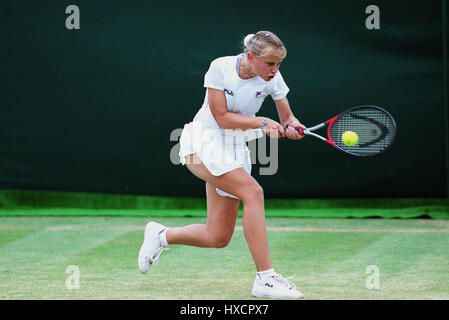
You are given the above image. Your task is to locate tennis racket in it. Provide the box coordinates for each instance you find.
[292,105,397,157]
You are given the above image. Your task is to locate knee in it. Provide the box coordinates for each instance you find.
[209,233,232,248]
[241,183,264,203]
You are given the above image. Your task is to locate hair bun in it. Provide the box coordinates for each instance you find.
[243,34,255,48]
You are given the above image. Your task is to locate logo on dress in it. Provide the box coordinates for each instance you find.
[256,91,263,98]
[224,88,234,96]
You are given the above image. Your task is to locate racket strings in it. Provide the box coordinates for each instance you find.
[330,107,396,156]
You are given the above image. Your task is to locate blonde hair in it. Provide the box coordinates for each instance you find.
[243,31,287,59]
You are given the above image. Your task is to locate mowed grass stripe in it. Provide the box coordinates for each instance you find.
[386,233,449,299]
[307,232,449,299]
[59,229,256,299]
[263,228,388,300]
[1,217,449,299]
[0,220,130,299]
[260,219,449,299]
[0,229,37,248]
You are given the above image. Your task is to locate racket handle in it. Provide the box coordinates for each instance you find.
[295,127,305,135]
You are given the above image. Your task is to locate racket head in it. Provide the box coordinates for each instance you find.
[328,105,397,157]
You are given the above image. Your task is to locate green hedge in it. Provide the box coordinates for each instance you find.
[0,190,448,219]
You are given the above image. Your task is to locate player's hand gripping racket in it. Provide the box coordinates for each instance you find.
[294,105,397,157]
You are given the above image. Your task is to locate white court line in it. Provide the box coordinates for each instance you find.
[39,224,449,233]
[236,226,449,233]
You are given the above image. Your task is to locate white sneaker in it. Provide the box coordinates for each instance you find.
[251,272,304,299]
[138,221,168,274]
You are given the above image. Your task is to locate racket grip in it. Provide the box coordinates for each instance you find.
[295,127,305,135]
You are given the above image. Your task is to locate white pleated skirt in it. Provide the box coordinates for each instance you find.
[178,121,259,199]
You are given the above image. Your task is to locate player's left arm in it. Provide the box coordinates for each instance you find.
[274,97,306,140]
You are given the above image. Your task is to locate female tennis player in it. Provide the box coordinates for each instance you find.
[139,31,306,299]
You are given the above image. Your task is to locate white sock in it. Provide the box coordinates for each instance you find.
[257,268,275,280]
[158,228,169,247]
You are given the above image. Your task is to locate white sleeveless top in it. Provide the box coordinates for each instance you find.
[193,54,290,141]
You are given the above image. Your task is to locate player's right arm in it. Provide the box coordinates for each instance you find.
[208,88,285,137]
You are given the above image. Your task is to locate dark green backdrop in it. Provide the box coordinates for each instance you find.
[1,0,448,198]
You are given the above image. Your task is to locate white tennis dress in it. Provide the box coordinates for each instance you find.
[178,54,289,199]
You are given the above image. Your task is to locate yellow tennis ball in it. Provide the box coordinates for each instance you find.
[342,131,358,146]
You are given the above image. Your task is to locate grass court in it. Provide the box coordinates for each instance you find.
[1,213,448,300]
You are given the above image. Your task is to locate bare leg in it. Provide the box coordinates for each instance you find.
[166,181,239,248]
[167,153,271,271]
